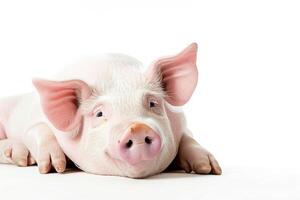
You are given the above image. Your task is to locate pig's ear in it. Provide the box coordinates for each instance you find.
[32,79,92,132]
[146,43,198,106]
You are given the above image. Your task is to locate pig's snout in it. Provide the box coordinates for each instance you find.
[118,123,161,165]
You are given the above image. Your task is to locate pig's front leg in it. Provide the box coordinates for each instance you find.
[175,133,222,175]
[23,123,66,173]
[0,139,36,166]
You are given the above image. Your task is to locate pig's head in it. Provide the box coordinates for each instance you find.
[33,43,198,178]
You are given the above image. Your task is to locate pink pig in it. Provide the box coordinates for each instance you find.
[0,43,221,178]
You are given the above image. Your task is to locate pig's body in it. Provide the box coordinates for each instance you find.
[0,44,222,178]
[0,93,41,139]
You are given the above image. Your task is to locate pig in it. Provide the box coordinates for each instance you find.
[0,43,222,178]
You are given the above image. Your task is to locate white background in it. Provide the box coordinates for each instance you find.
[0,0,299,179]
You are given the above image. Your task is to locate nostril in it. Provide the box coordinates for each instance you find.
[145,136,152,145]
[125,140,133,148]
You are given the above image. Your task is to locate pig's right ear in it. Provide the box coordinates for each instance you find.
[32,79,92,132]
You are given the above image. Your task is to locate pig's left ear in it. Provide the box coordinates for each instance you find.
[146,43,198,106]
[32,79,92,132]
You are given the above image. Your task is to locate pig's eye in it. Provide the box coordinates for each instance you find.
[96,111,103,117]
[149,101,157,108]
[145,96,162,115]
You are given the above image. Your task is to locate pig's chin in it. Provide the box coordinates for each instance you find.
[105,151,163,178]
[123,160,162,178]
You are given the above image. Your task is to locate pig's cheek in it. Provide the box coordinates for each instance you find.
[152,116,175,146]
[161,124,177,157]
[105,132,122,160]
[80,117,110,155]
[154,117,178,164]
[77,127,109,167]
[89,117,108,129]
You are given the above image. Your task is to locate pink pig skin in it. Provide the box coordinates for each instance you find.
[0,43,221,178]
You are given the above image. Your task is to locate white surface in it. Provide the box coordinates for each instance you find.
[0,165,299,200]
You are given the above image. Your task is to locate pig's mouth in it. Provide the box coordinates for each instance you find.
[104,148,161,177]
[105,148,159,166]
